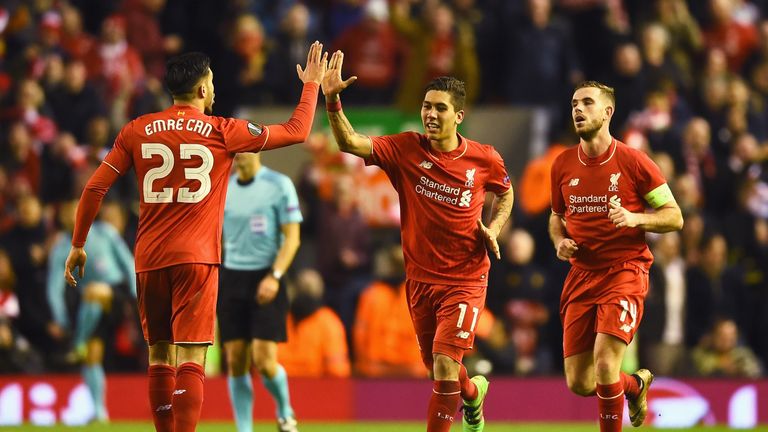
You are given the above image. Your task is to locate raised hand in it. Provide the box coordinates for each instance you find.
[296,41,328,84]
[322,50,357,101]
[64,246,87,287]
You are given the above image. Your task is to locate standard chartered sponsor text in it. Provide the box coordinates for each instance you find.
[569,194,608,214]
[416,176,461,205]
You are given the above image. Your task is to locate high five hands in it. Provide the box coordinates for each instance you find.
[297,41,329,84]
[321,50,357,101]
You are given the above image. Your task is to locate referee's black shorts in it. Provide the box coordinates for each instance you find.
[217,267,288,343]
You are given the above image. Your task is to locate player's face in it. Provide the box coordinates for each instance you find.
[421,90,464,141]
[571,87,611,140]
[203,68,215,115]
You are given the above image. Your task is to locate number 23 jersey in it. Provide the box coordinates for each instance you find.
[103,105,270,272]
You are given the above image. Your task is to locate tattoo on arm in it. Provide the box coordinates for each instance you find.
[489,190,514,234]
[328,111,368,154]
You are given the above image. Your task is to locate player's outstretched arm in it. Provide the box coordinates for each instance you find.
[478,188,515,259]
[322,50,371,158]
[260,41,328,150]
[549,212,578,261]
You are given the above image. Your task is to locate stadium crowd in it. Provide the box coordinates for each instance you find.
[0,0,766,380]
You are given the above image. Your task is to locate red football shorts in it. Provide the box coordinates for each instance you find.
[560,261,648,358]
[136,263,218,345]
[405,280,486,368]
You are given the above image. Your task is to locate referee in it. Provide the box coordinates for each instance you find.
[219,152,302,432]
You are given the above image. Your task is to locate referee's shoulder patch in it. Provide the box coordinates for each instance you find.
[247,122,264,136]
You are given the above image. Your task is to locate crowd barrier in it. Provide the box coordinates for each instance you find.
[0,376,765,427]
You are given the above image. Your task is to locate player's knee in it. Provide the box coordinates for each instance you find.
[84,282,112,306]
[432,353,459,380]
[593,358,617,381]
[566,376,595,397]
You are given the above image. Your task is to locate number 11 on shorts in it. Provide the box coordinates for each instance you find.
[456,303,480,339]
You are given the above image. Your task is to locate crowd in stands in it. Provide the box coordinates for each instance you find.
[0,0,766,379]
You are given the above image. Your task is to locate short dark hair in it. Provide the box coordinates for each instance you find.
[164,52,211,98]
[424,76,466,111]
[575,80,615,107]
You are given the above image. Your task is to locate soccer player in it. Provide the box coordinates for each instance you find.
[321,51,514,432]
[549,81,684,432]
[64,42,327,432]
[48,199,136,423]
[219,152,302,432]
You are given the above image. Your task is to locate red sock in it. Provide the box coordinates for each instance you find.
[458,364,478,401]
[174,362,205,432]
[596,382,624,432]
[427,380,461,432]
[148,365,176,432]
[621,372,640,399]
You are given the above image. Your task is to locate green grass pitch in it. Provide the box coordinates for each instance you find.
[1,422,764,431]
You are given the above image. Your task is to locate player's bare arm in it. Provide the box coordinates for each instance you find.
[322,50,372,158]
[64,246,87,287]
[477,188,514,259]
[296,41,329,84]
[608,199,684,233]
[257,222,300,305]
[549,212,578,261]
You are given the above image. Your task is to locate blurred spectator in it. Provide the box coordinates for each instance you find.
[316,174,371,334]
[487,228,554,375]
[650,0,703,90]
[278,269,350,377]
[39,132,83,206]
[2,79,57,144]
[353,243,423,377]
[331,0,399,105]
[390,0,479,111]
[690,318,762,378]
[3,123,41,197]
[703,0,759,72]
[59,3,96,61]
[122,0,182,80]
[638,22,689,94]
[215,13,270,116]
[83,14,145,106]
[1,195,67,367]
[47,58,106,142]
[502,0,583,136]
[641,232,687,376]
[265,3,319,105]
[606,42,648,129]
[0,248,45,374]
[684,233,743,348]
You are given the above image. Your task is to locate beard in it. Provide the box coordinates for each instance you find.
[575,118,603,141]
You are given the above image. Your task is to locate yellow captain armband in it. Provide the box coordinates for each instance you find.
[644,183,674,208]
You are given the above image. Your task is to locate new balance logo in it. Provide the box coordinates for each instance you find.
[569,178,580,186]
[419,160,433,169]
[173,389,186,395]
[156,404,172,412]
[456,330,471,339]
[459,190,472,207]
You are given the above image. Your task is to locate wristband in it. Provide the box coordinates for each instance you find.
[271,269,283,281]
[326,99,342,112]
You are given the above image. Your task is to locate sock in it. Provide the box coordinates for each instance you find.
[82,364,107,420]
[148,365,176,432]
[458,364,478,401]
[228,374,254,432]
[174,362,205,432]
[74,302,102,347]
[621,372,641,400]
[261,365,295,419]
[596,382,624,432]
[427,380,461,432]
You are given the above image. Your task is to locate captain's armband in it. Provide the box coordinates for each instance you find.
[644,183,673,209]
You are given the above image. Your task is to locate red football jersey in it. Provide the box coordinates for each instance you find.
[367,132,510,286]
[550,139,668,270]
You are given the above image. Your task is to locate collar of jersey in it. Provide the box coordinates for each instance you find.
[426,133,468,161]
[577,138,617,166]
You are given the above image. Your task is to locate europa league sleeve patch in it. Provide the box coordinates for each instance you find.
[247,122,264,136]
